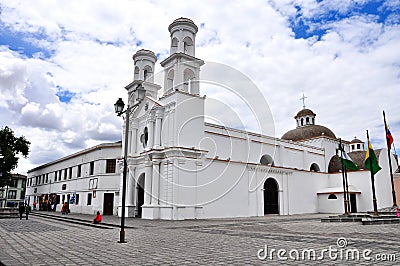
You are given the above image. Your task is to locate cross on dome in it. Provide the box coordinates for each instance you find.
[300,92,307,109]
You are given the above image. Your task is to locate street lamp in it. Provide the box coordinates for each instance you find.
[115,85,146,243]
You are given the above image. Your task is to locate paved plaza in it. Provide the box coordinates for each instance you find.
[0,212,399,265]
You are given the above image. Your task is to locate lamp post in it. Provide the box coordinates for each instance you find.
[114,85,146,243]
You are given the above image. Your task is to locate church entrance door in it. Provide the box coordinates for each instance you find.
[349,194,357,213]
[264,178,279,214]
[137,174,145,218]
[103,193,114,215]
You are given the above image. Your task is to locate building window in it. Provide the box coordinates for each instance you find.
[90,161,94,175]
[328,194,337,200]
[62,184,67,190]
[9,179,18,188]
[64,169,67,180]
[89,178,98,189]
[59,170,62,180]
[62,195,65,203]
[87,193,92,206]
[106,159,116,173]
[54,171,57,181]
[69,167,72,179]
[46,174,49,183]
[75,194,80,205]
[77,164,82,177]
[8,190,17,199]
[357,144,361,149]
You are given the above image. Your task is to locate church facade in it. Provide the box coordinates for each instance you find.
[119,18,398,220]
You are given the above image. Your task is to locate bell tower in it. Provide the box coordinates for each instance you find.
[161,18,204,96]
[133,49,157,83]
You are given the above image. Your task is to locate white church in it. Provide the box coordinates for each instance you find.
[26,18,398,220]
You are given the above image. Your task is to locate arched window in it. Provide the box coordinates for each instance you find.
[301,118,304,126]
[306,117,310,124]
[260,154,274,166]
[310,163,320,172]
[328,194,337,200]
[182,36,194,55]
[183,68,195,93]
[134,66,140,80]
[143,65,153,81]
[171,37,178,54]
[167,69,174,90]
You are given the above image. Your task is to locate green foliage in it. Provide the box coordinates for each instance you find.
[0,126,30,186]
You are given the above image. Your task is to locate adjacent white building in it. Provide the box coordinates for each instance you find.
[25,142,121,215]
[26,18,398,219]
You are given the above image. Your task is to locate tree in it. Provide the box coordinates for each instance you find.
[0,126,30,188]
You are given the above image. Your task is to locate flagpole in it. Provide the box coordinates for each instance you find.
[344,161,351,213]
[366,130,379,216]
[383,110,397,207]
[339,139,349,215]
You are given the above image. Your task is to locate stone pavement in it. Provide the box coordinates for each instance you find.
[0,212,399,265]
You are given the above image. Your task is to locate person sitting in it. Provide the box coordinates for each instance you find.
[92,211,102,224]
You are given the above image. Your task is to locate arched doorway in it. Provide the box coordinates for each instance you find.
[136,173,145,218]
[264,178,279,214]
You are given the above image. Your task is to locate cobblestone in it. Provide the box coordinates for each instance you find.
[0,212,399,265]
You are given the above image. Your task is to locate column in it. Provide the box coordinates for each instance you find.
[126,167,135,206]
[144,161,153,205]
[154,109,163,148]
[147,114,155,150]
[130,120,138,155]
[151,161,160,205]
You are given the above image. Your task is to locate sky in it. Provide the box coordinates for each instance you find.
[1,0,399,175]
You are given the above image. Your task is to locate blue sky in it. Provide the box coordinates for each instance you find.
[0,0,399,173]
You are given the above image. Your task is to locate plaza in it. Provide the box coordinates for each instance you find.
[0,212,398,265]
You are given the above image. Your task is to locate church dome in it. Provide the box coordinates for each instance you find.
[327,150,382,173]
[350,138,363,144]
[282,125,336,141]
[282,106,336,141]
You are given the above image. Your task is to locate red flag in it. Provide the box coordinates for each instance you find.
[385,123,394,149]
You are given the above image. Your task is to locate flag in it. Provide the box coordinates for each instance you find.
[385,123,394,149]
[338,145,358,170]
[365,139,381,175]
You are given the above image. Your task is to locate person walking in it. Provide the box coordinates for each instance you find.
[25,203,31,220]
[18,202,25,220]
[33,200,37,210]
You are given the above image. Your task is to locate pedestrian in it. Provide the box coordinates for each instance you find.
[92,211,102,224]
[33,200,37,210]
[61,202,68,214]
[18,202,25,220]
[25,204,31,220]
[396,207,400,218]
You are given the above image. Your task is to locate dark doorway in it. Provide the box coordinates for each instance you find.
[137,174,145,218]
[350,194,357,213]
[103,193,114,215]
[264,178,279,214]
